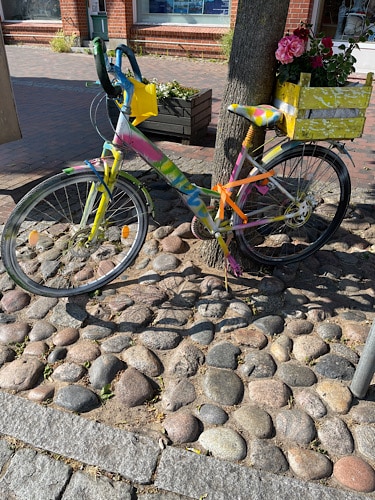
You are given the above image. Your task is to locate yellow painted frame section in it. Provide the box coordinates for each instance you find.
[273,72,373,140]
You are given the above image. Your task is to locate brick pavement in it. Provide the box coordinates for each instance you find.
[1,45,374,224]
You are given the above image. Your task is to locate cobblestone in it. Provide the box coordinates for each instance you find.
[0,167,374,500]
[0,45,374,498]
[333,456,375,493]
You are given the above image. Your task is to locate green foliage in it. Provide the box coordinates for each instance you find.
[323,42,358,86]
[100,384,114,402]
[220,29,234,60]
[43,364,53,380]
[50,30,78,53]
[14,337,28,357]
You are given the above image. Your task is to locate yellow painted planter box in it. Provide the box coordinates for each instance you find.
[273,72,373,140]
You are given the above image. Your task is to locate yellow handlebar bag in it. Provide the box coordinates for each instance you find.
[119,77,158,126]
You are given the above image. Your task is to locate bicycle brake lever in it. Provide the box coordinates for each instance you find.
[85,81,101,88]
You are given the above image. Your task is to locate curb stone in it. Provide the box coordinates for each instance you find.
[0,392,159,484]
[156,447,370,500]
[0,392,371,500]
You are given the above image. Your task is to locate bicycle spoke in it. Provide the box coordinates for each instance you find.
[235,145,350,265]
[2,172,148,297]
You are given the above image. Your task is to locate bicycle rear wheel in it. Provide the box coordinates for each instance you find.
[234,144,351,266]
[1,171,149,297]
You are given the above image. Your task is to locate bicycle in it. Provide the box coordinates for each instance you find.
[1,38,352,298]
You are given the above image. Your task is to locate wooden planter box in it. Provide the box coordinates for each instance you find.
[138,89,212,144]
[273,72,373,140]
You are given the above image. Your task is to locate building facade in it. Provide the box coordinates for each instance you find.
[0,0,374,70]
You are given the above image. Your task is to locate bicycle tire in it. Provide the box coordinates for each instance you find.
[234,144,351,266]
[1,171,149,297]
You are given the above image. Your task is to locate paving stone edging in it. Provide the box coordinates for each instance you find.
[0,392,369,499]
[0,392,159,484]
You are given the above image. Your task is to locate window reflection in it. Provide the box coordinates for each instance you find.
[2,0,61,20]
[319,0,375,40]
[149,0,228,15]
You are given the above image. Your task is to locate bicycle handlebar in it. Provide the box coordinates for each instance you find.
[115,44,142,82]
[93,37,142,103]
[93,37,122,98]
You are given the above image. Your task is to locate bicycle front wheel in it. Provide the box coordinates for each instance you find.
[234,144,351,266]
[1,171,149,297]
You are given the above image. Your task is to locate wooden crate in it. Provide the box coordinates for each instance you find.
[273,72,373,140]
[138,89,212,144]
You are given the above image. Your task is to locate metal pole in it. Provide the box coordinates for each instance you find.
[350,319,375,398]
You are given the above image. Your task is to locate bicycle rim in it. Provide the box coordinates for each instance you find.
[1,171,148,297]
[234,144,351,266]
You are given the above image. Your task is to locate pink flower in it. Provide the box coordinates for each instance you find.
[275,35,305,64]
[275,45,294,64]
[311,55,323,68]
[289,35,305,57]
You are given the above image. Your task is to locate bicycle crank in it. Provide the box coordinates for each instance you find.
[191,207,218,240]
[191,216,215,240]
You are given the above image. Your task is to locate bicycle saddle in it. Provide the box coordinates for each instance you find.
[228,104,283,127]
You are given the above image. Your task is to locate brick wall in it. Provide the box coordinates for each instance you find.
[130,25,228,58]
[285,0,315,33]
[60,0,89,39]
[106,0,129,39]
[1,22,62,45]
[230,0,239,28]
[1,0,317,58]
[128,0,315,59]
[1,0,88,45]
[129,0,237,58]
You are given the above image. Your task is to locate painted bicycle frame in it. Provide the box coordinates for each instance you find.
[66,42,311,275]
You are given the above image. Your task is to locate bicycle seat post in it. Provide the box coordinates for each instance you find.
[243,124,256,150]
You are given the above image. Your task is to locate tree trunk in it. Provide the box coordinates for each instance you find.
[204,0,290,269]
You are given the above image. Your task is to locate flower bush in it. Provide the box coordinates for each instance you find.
[153,79,199,100]
[275,23,370,87]
[125,69,199,100]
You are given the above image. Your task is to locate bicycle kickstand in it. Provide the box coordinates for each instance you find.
[215,232,242,285]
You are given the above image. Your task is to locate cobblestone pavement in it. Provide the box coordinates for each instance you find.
[0,45,374,499]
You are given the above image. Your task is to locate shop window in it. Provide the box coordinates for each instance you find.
[1,0,61,21]
[318,0,375,40]
[137,0,230,25]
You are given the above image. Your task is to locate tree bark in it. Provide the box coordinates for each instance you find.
[204,0,290,269]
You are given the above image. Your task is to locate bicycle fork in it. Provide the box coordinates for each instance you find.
[77,146,123,242]
[80,181,112,242]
